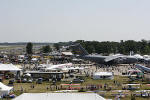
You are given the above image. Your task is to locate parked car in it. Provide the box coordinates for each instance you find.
[69,74,74,78]
[28,79,33,83]
[16,78,22,83]
[8,79,14,85]
[22,78,27,83]
[36,78,43,84]
[0,78,3,82]
[5,75,10,79]
[72,78,84,83]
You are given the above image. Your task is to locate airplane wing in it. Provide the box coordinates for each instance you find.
[46,63,73,70]
[104,56,123,62]
[46,65,58,70]
[136,64,150,72]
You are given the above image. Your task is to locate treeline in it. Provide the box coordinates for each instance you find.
[26,42,52,54]
[0,42,52,46]
[75,40,150,55]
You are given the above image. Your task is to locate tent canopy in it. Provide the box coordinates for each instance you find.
[0,64,22,71]
[62,52,73,56]
[0,82,13,91]
[0,82,13,96]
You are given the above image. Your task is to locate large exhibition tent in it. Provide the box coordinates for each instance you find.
[0,82,13,97]
[13,93,106,100]
[0,64,21,71]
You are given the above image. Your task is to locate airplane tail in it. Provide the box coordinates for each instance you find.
[70,43,89,56]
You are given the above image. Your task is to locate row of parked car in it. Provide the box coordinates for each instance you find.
[8,78,43,85]
[8,78,85,85]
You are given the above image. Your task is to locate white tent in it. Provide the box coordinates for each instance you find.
[62,52,73,56]
[0,82,13,97]
[13,93,106,100]
[0,64,21,71]
[31,58,38,61]
[93,72,114,80]
[24,73,31,77]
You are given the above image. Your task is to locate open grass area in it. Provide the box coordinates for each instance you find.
[2,75,150,100]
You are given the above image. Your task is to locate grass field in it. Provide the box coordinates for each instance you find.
[2,75,150,100]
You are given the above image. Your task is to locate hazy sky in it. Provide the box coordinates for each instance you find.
[0,0,150,42]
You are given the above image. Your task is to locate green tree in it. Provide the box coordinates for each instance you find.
[70,39,150,55]
[118,40,125,54]
[54,43,60,51]
[26,42,33,54]
[110,42,119,53]
[42,45,52,53]
[140,39,149,54]
[123,40,137,54]
[143,45,150,54]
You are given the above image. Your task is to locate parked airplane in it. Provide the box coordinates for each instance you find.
[133,54,150,64]
[135,64,150,73]
[45,63,73,71]
[70,43,138,65]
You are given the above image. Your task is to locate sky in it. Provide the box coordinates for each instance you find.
[0,0,150,43]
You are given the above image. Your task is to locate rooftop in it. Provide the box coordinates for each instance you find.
[13,93,106,100]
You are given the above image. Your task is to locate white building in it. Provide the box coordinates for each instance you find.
[93,72,114,80]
